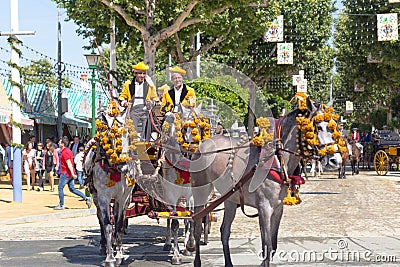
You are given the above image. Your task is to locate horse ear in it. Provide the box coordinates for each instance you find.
[306,97,317,114]
[326,99,334,107]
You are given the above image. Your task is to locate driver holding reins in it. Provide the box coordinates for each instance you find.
[118,62,160,141]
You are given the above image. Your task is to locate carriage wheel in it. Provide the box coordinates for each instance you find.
[374,150,389,176]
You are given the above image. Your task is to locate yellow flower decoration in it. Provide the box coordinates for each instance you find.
[191,128,199,135]
[327,144,336,154]
[256,117,270,129]
[192,134,201,143]
[252,136,265,147]
[315,114,324,123]
[318,147,327,156]
[332,130,341,140]
[328,120,337,131]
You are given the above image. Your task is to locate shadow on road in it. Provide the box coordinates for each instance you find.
[60,224,186,266]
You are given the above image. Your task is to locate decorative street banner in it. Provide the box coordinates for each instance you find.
[377,13,398,41]
[346,101,354,114]
[292,75,303,86]
[297,79,307,93]
[277,43,293,64]
[264,15,284,42]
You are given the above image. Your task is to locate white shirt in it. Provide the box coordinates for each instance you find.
[173,87,182,112]
[74,152,84,172]
[132,81,144,106]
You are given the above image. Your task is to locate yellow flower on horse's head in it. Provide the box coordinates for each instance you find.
[318,148,327,157]
[332,130,341,140]
[256,117,270,129]
[192,134,201,143]
[315,114,324,123]
[327,144,336,154]
[328,120,336,131]
[252,136,265,147]
[191,128,199,135]
[324,113,332,122]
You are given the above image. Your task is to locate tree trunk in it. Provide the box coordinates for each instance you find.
[143,39,157,83]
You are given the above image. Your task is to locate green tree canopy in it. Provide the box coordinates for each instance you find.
[21,59,71,87]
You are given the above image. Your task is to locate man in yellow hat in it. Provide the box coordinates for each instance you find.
[118,62,159,141]
[160,66,196,116]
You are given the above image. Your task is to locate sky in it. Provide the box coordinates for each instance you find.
[0,0,89,68]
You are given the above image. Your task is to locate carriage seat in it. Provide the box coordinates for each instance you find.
[378,136,400,146]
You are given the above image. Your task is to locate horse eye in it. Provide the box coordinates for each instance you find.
[317,126,323,131]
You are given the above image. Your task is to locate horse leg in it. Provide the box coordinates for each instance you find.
[193,205,205,267]
[203,214,210,245]
[257,200,274,267]
[99,198,116,266]
[171,218,182,265]
[114,203,126,266]
[163,218,172,251]
[270,203,284,258]
[310,160,316,177]
[182,219,195,256]
[220,200,237,267]
[92,191,107,255]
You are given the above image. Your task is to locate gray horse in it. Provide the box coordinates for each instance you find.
[189,99,342,267]
[84,108,139,267]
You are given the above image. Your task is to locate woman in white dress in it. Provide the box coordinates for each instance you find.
[22,142,36,191]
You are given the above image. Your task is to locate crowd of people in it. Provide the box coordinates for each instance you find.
[1,135,91,210]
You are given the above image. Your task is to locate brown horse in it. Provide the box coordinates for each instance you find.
[338,139,349,179]
[350,141,361,175]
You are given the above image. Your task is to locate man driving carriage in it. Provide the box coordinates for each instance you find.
[160,66,196,117]
[118,62,160,141]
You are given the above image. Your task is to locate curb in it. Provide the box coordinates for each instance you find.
[1,207,97,225]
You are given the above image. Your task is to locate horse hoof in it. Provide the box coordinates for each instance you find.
[182,249,193,256]
[105,261,116,267]
[172,257,182,265]
[163,244,172,251]
[186,243,195,253]
[99,247,107,256]
[115,257,124,266]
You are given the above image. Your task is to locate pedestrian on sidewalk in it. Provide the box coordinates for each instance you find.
[34,143,45,191]
[22,142,36,191]
[4,143,13,186]
[74,146,85,189]
[44,143,58,192]
[54,136,91,210]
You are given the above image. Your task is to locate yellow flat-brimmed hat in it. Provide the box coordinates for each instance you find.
[168,66,186,75]
[132,62,149,72]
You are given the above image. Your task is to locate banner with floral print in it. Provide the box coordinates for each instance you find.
[377,13,398,41]
[277,43,293,64]
[264,15,284,42]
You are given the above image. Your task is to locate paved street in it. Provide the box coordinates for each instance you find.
[0,168,399,266]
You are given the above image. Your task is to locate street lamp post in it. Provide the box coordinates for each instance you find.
[84,50,100,137]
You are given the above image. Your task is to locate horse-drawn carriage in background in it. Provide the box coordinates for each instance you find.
[372,130,400,176]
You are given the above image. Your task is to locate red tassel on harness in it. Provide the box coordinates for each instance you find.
[98,162,121,182]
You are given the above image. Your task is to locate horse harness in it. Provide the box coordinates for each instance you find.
[192,117,318,220]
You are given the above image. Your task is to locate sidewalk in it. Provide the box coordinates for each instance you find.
[0,175,96,225]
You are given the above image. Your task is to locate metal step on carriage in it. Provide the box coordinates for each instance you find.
[373,130,400,175]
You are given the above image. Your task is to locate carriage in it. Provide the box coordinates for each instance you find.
[84,61,345,267]
[373,130,400,176]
